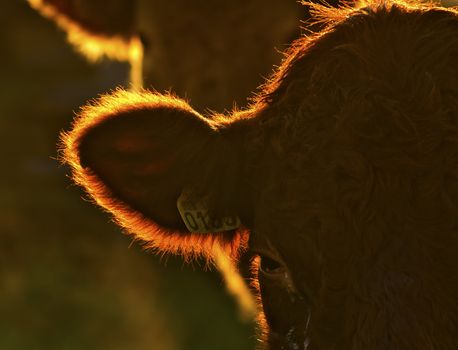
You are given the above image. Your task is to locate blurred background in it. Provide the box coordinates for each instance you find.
[0,2,256,349]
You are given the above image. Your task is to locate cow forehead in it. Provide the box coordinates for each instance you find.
[248,2,458,150]
[242,1,458,265]
[250,126,458,243]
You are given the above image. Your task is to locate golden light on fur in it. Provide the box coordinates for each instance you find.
[56,1,458,347]
[302,0,441,28]
[212,244,257,321]
[249,256,269,345]
[60,89,245,261]
[27,0,143,90]
[128,36,144,90]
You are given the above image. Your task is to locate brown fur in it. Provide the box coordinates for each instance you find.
[244,1,458,348]
[60,89,250,260]
[62,1,458,349]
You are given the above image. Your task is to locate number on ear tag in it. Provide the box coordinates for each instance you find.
[177,191,240,233]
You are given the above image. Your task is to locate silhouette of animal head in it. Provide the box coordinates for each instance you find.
[61,1,458,349]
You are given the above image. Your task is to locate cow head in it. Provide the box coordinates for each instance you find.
[62,1,458,349]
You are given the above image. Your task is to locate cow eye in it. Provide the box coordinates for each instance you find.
[259,254,285,276]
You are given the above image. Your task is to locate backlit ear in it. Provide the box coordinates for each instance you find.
[61,89,247,259]
[27,0,136,62]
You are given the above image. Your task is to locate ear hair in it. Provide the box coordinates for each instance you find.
[60,89,249,261]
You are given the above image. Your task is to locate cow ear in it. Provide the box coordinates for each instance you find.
[28,0,135,61]
[61,90,247,259]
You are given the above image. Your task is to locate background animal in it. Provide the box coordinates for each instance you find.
[62,1,458,349]
[28,0,342,111]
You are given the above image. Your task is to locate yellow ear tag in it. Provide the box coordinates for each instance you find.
[177,191,241,233]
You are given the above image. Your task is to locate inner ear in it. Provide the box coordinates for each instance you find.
[61,90,255,258]
[77,105,229,231]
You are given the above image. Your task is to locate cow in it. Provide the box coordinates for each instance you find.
[60,1,458,349]
[28,0,343,111]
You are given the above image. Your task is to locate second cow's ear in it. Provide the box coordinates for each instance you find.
[61,90,246,258]
[29,0,135,37]
[28,0,136,63]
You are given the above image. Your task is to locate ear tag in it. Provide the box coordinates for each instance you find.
[177,191,240,233]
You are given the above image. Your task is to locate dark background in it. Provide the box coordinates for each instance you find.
[0,2,254,349]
